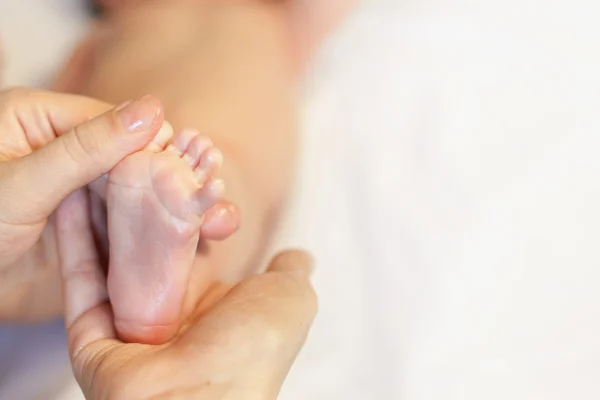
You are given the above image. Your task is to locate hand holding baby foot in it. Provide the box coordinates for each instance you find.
[56,189,315,399]
[0,90,164,319]
[0,88,239,323]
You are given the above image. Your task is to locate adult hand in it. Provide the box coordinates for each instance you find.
[56,188,317,399]
[0,88,165,319]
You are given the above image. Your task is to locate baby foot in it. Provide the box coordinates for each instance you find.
[107,128,226,344]
[87,118,239,243]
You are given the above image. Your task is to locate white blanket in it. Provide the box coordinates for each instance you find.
[1,0,600,399]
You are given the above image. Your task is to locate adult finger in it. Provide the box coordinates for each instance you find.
[0,88,112,152]
[0,94,164,224]
[55,189,117,357]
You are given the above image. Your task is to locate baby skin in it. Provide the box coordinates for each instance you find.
[107,124,236,343]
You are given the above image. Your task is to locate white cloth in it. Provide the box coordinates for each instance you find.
[2,0,600,399]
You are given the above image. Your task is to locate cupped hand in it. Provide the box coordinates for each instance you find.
[56,188,317,400]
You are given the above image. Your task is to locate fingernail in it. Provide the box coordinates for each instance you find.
[116,95,160,132]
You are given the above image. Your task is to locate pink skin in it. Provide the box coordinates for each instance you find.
[107,128,229,344]
[87,121,240,242]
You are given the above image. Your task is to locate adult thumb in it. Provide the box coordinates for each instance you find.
[3,95,164,223]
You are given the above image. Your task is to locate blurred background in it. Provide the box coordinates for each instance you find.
[2,0,600,399]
